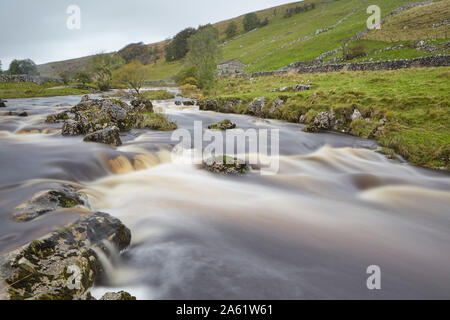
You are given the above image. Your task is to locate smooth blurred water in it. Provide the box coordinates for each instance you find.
[1,93,449,299]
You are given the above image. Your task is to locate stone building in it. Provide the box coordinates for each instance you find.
[217,59,246,76]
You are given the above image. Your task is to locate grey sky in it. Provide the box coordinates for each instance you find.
[0,0,296,69]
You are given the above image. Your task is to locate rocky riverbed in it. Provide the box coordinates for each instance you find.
[0,92,449,299]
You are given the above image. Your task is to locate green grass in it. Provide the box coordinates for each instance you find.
[35,0,450,82]
[134,0,445,78]
[136,112,178,131]
[204,67,450,170]
[0,82,89,99]
[140,90,175,100]
[364,0,450,42]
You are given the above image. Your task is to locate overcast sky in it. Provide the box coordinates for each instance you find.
[0,0,296,69]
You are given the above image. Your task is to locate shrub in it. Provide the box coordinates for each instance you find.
[343,45,367,60]
[182,77,198,86]
[136,113,178,131]
[225,22,238,39]
[243,13,261,32]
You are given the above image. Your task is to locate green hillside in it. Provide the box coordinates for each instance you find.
[139,0,450,79]
[37,0,449,80]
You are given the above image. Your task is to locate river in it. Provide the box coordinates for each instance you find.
[0,92,449,299]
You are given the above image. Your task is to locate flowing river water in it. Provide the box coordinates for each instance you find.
[0,92,449,299]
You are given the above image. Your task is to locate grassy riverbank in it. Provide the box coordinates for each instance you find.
[203,67,450,170]
[0,82,89,99]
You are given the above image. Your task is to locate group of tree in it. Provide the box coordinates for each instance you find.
[165,27,197,62]
[4,59,40,76]
[182,24,222,90]
[224,12,269,39]
[225,22,238,39]
[118,42,161,65]
[87,53,125,91]
[112,60,146,94]
[284,3,316,19]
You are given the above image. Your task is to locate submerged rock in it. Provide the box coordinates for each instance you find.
[13,185,87,222]
[208,119,236,131]
[46,111,70,123]
[0,212,131,300]
[182,100,197,106]
[198,99,218,111]
[100,291,136,300]
[83,126,122,146]
[203,155,248,175]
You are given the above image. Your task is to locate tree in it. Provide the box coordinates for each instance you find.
[8,59,40,75]
[243,13,261,32]
[118,42,152,65]
[88,53,124,91]
[73,71,92,87]
[225,22,238,39]
[58,71,71,85]
[165,27,197,62]
[0,60,2,74]
[113,60,146,95]
[185,25,222,89]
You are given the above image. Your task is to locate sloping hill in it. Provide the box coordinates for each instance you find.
[37,0,449,79]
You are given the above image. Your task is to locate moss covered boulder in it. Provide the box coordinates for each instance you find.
[83,126,122,146]
[13,185,88,222]
[0,212,131,300]
[203,155,248,175]
[208,119,236,131]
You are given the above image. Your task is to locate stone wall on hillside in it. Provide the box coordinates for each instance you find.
[0,74,62,85]
[232,55,449,78]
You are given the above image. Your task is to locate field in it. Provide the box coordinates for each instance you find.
[204,67,450,170]
[0,82,89,99]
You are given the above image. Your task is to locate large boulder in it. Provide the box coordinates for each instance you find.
[13,185,87,222]
[0,99,7,108]
[130,99,153,113]
[83,126,122,146]
[303,109,335,133]
[0,212,131,300]
[63,97,136,136]
[248,97,266,116]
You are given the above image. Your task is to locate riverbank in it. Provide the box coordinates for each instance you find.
[0,82,90,99]
[201,67,450,170]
